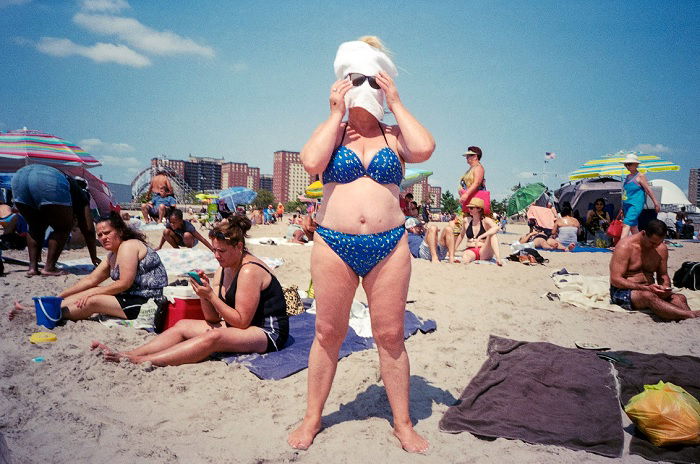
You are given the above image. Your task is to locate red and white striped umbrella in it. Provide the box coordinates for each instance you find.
[0,128,101,168]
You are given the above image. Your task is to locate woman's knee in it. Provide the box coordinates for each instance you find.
[314,319,347,349]
[372,325,405,351]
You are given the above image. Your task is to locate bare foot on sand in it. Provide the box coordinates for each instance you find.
[9,301,29,321]
[90,340,132,363]
[566,243,576,252]
[26,269,40,277]
[496,259,503,267]
[393,425,429,454]
[41,268,68,276]
[288,418,322,450]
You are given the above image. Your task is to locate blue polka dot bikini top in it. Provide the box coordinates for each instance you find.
[322,122,403,187]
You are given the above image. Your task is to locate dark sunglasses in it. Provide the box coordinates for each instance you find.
[347,73,380,90]
[210,230,229,240]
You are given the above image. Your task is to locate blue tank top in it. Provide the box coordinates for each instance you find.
[622,173,645,206]
[322,123,403,187]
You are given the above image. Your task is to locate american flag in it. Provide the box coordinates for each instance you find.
[544,152,557,160]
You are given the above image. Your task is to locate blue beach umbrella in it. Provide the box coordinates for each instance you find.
[218,187,257,210]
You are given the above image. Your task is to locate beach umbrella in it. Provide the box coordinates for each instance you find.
[218,186,257,210]
[305,180,323,198]
[195,193,219,202]
[400,168,432,191]
[569,152,680,180]
[506,182,548,216]
[0,128,101,169]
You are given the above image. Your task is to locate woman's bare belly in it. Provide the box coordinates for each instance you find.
[315,178,405,234]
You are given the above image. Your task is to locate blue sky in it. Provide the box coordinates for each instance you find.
[1,0,698,199]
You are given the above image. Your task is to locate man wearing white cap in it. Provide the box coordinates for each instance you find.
[621,153,660,238]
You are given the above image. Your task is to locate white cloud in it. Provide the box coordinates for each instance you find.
[36,37,150,67]
[79,138,134,153]
[73,13,215,57]
[79,0,129,13]
[632,143,671,154]
[231,61,249,73]
[98,154,141,168]
[0,0,31,8]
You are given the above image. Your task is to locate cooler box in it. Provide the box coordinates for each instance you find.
[162,286,205,330]
[164,298,204,330]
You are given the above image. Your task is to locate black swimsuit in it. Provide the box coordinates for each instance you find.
[218,261,289,352]
[465,220,486,240]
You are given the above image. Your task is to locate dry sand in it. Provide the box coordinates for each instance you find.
[1,220,698,463]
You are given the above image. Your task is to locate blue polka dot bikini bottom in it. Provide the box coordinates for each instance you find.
[315,224,405,277]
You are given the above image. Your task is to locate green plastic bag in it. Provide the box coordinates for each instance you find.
[624,381,700,447]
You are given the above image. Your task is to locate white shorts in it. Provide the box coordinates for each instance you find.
[419,240,447,261]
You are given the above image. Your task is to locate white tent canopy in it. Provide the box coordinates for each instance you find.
[648,179,691,206]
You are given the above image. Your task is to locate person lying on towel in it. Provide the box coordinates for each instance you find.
[609,219,697,320]
[91,215,289,365]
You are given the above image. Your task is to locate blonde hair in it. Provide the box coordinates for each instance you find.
[358,35,391,56]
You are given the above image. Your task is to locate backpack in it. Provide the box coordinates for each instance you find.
[672,262,700,291]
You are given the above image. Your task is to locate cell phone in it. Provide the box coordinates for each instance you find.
[187,271,203,285]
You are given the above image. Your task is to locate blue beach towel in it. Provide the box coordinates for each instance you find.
[219,310,436,380]
[542,246,612,253]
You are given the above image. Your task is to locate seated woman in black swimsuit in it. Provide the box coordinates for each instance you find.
[92,216,289,366]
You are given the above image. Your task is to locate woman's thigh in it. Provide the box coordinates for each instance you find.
[362,235,411,332]
[311,233,358,336]
[64,294,126,319]
[211,326,269,354]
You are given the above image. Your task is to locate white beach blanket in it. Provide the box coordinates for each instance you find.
[551,274,626,312]
[550,273,700,313]
[248,237,313,247]
[307,299,373,337]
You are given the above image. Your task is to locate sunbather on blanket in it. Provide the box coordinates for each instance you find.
[609,219,697,320]
[91,215,289,365]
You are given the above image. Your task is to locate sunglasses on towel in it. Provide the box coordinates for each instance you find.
[347,73,381,90]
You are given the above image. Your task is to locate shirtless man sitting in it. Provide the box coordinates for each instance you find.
[609,219,697,320]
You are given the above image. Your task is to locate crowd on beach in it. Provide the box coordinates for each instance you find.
[2,35,698,456]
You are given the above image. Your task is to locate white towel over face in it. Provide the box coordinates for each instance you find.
[333,41,397,121]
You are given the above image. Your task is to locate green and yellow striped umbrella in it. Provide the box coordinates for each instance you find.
[569,152,680,180]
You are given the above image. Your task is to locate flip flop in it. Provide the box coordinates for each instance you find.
[575,341,610,351]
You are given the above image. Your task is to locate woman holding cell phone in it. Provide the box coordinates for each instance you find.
[91,215,289,366]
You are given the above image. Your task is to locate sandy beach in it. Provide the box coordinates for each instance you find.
[1,220,698,463]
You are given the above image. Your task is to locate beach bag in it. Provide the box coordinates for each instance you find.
[673,262,700,291]
[607,211,624,239]
[594,229,610,248]
[624,381,700,447]
[283,285,305,316]
[152,297,169,333]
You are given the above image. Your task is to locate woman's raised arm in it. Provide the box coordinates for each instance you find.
[301,79,353,175]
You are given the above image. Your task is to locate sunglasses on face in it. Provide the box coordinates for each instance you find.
[347,73,381,90]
